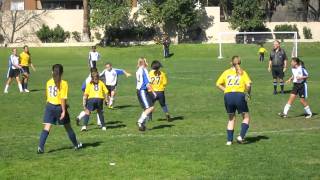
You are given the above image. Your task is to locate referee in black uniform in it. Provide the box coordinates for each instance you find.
[268,40,288,94]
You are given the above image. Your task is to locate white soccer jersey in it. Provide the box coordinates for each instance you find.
[88,51,100,61]
[136,67,150,90]
[292,65,308,83]
[10,55,19,69]
[101,69,117,86]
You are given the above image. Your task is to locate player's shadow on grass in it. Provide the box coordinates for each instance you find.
[30,89,45,92]
[282,90,292,94]
[113,105,138,109]
[157,116,184,122]
[47,141,103,153]
[244,135,269,144]
[294,113,318,118]
[150,124,175,130]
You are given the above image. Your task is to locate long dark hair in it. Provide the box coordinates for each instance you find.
[52,64,63,89]
[151,60,162,76]
[292,57,305,68]
[23,45,30,55]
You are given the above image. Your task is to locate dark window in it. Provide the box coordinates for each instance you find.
[41,0,83,9]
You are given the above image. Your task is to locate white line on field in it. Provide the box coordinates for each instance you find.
[0,127,319,140]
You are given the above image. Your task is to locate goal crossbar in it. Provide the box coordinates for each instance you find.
[217,31,298,59]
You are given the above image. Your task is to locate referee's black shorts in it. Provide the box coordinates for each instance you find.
[272,66,284,79]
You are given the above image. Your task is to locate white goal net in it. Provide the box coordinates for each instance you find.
[217,31,298,59]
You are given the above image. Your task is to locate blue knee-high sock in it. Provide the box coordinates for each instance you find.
[227,130,234,142]
[83,115,90,125]
[38,130,49,150]
[97,112,105,127]
[66,128,78,147]
[162,105,168,113]
[240,123,249,139]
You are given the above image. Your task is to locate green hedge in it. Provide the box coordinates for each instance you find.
[36,24,69,43]
[274,24,300,39]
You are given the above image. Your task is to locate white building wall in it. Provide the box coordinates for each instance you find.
[1,8,320,46]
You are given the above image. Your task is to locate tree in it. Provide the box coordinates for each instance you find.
[82,0,90,41]
[0,10,46,43]
[219,0,233,21]
[305,0,320,21]
[90,0,130,44]
[138,0,203,43]
[301,0,310,21]
[229,0,265,31]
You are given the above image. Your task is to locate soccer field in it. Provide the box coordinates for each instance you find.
[0,43,319,179]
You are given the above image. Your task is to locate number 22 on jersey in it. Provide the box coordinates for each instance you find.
[227,75,240,86]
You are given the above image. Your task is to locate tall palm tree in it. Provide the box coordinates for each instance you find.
[82,0,90,41]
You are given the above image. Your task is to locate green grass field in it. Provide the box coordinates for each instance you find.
[0,43,320,179]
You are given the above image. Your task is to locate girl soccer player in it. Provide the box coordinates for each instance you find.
[149,60,171,121]
[278,57,312,118]
[4,48,23,93]
[258,44,267,62]
[37,64,82,154]
[100,62,132,109]
[216,56,252,145]
[136,57,155,131]
[20,45,36,92]
[80,71,108,131]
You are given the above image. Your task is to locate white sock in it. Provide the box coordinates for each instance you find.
[4,85,9,92]
[138,112,147,124]
[283,104,291,115]
[304,106,312,115]
[109,97,114,106]
[78,111,86,119]
[96,113,101,125]
[18,83,23,92]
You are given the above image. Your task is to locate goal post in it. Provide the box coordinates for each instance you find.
[217,31,298,59]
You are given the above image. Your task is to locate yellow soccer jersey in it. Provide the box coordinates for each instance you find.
[149,70,167,92]
[84,80,108,99]
[258,47,267,54]
[216,68,252,93]
[46,78,68,105]
[20,52,31,66]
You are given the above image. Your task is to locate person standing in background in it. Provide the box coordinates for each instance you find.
[268,40,287,95]
[20,45,36,92]
[88,46,100,68]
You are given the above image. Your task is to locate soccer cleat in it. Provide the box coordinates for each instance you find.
[4,91,8,94]
[75,117,80,126]
[226,141,232,146]
[24,89,30,93]
[74,142,83,151]
[108,105,113,109]
[236,136,244,144]
[166,114,172,122]
[80,126,87,131]
[278,112,287,118]
[102,127,107,131]
[273,91,277,95]
[305,114,313,119]
[280,90,284,94]
[137,122,146,132]
[37,147,44,154]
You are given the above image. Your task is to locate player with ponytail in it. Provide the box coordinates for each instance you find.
[37,64,82,154]
[278,57,312,118]
[216,56,252,145]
